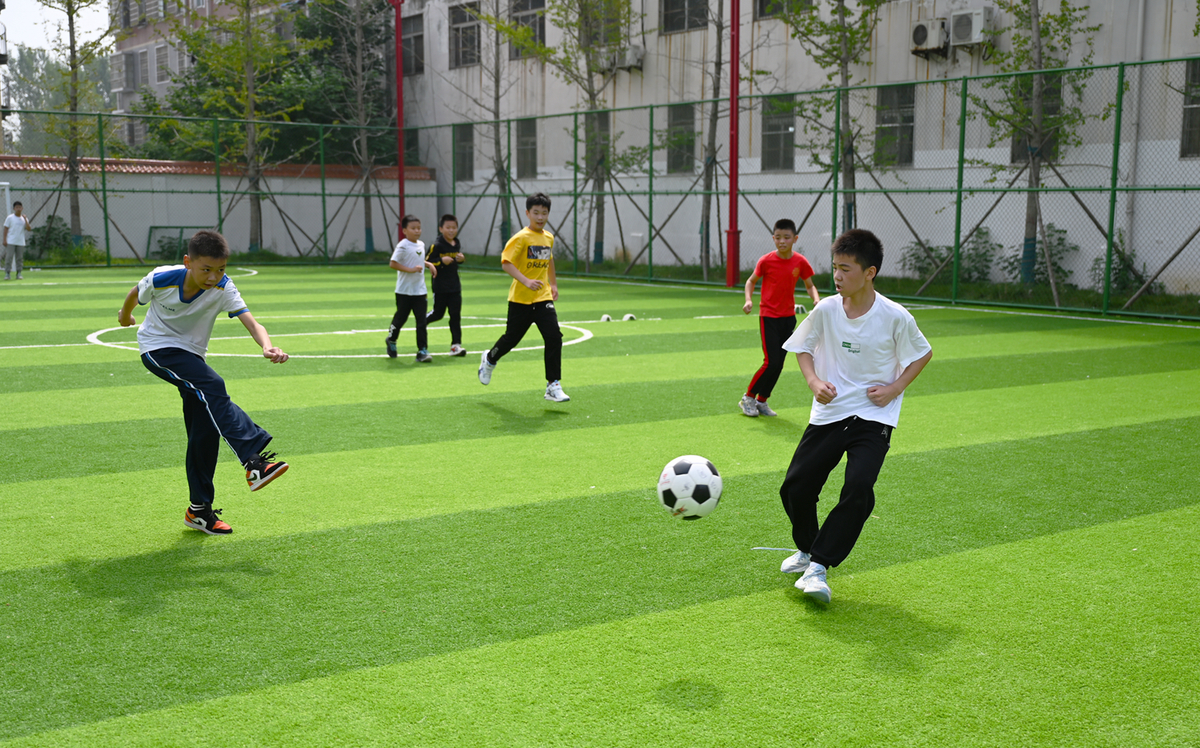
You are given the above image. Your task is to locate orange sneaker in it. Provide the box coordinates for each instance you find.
[184,505,233,535]
[245,451,288,491]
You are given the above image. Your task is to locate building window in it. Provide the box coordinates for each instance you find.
[510,0,545,59]
[1181,59,1200,158]
[404,129,420,166]
[194,0,206,8]
[666,104,696,174]
[516,118,538,179]
[450,3,480,69]
[662,0,706,34]
[138,50,150,88]
[1010,73,1061,164]
[155,45,170,83]
[402,15,424,75]
[761,95,795,172]
[454,124,475,181]
[756,0,808,19]
[875,84,915,167]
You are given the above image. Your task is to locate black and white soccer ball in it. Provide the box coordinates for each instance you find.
[657,455,723,520]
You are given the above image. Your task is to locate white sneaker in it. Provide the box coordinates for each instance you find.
[780,550,811,574]
[739,394,759,417]
[450,344,467,357]
[796,563,831,603]
[478,350,495,385]
[756,400,778,417]
[545,380,570,402]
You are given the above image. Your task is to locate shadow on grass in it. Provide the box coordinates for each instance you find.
[61,532,275,616]
[478,401,573,433]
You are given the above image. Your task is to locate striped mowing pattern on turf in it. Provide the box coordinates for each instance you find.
[1,266,1198,747]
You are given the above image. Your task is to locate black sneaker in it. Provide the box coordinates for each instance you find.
[184,506,233,534]
[385,338,398,358]
[245,451,288,491]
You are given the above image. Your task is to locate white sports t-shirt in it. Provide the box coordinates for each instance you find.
[391,239,427,295]
[136,265,249,357]
[4,214,29,246]
[782,292,931,428]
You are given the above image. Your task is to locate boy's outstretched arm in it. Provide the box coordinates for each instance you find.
[118,285,139,327]
[742,272,760,314]
[237,311,289,363]
[867,350,933,407]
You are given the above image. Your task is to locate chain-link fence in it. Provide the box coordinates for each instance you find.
[2,56,1198,319]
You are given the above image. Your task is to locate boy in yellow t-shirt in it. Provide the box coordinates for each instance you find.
[478,193,569,402]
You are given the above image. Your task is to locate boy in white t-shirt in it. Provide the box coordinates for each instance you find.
[117,230,290,535]
[2,201,32,280]
[777,229,933,603]
[385,214,437,363]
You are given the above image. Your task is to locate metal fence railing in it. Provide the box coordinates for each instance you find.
[1,56,1198,320]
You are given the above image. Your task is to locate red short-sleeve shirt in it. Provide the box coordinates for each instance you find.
[755,251,815,318]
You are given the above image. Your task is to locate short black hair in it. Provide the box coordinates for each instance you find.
[831,229,884,276]
[773,218,797,234]
[401,214,421,229]
[526,193,551,211]
[439,214,458,227]
[187,229,230,260]
[12,201,21,208]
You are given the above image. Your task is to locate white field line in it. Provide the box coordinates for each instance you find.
[83,323,595,358]
[0,268,259,287]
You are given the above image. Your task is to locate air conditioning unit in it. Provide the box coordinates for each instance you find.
[597,44,645,72]
[950,7,995,48]
[910,18,948,59]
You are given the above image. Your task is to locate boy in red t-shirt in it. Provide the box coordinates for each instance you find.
[740,218,820,417]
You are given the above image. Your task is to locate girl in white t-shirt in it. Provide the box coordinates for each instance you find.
[777,229,934,603]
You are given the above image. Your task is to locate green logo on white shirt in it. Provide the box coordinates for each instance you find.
[841,341,861,354]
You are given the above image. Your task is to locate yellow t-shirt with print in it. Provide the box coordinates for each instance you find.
[502,227,555,304]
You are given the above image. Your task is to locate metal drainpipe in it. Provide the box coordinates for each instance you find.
[1123,0,1146,252]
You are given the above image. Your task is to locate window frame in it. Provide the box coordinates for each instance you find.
[138,49,150,88]
[1009,73,1062,165]
[516,118,538,179]
[154,44,170,84]
[662,0,707,34]
[510,0,546,59]
[666,104,696,174]
[404,129,421,166]
[1181,59,1200,159]
[454,124,475,182]
[761,94,795,172]
[402,15,425,76]
[874,84,916,168]
[449,3,481,69]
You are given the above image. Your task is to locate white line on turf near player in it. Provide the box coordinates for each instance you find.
[0,268,259,287]
[84,323,595,358]
[752,547,799,552]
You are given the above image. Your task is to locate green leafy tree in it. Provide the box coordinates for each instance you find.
[165,0,327,252]
[776,0,886,231]
[482,0,639,268]
[29,0,116,241]
[971,0,1100,284]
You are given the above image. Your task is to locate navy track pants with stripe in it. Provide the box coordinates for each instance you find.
[142,348,272,506]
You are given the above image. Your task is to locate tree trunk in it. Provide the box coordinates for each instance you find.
[244,2,262,253]
[1021,0,1045,284]
[699,0,725,281]
[354,0,375,253]
[588,108,607,267]
[67,3,83,241]
[837,0,856,232]
[492,14,510,250]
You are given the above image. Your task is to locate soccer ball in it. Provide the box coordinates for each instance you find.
[657,455,723,520]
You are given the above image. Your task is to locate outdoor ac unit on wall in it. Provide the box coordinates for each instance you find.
[603,44,645,72]
[911,18,949,59]
[950,7,995,48]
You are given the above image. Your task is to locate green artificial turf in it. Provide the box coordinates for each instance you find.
[2,266,1199,747]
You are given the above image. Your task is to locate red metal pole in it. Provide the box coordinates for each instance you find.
[725,0,740,287]
[389,0,406,232]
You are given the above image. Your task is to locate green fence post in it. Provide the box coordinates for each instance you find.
[829,89,842,296]
[97,113,112,267]
[213,118,223,233]
[952,77,969,302]
[1103,63,1127,314]
[578,111,583,274]
[648,104,654,280]
[320,125,329,262]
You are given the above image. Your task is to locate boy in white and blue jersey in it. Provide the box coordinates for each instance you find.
[118,230,289,535]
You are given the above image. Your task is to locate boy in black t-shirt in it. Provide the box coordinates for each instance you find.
[425,214,467,356]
